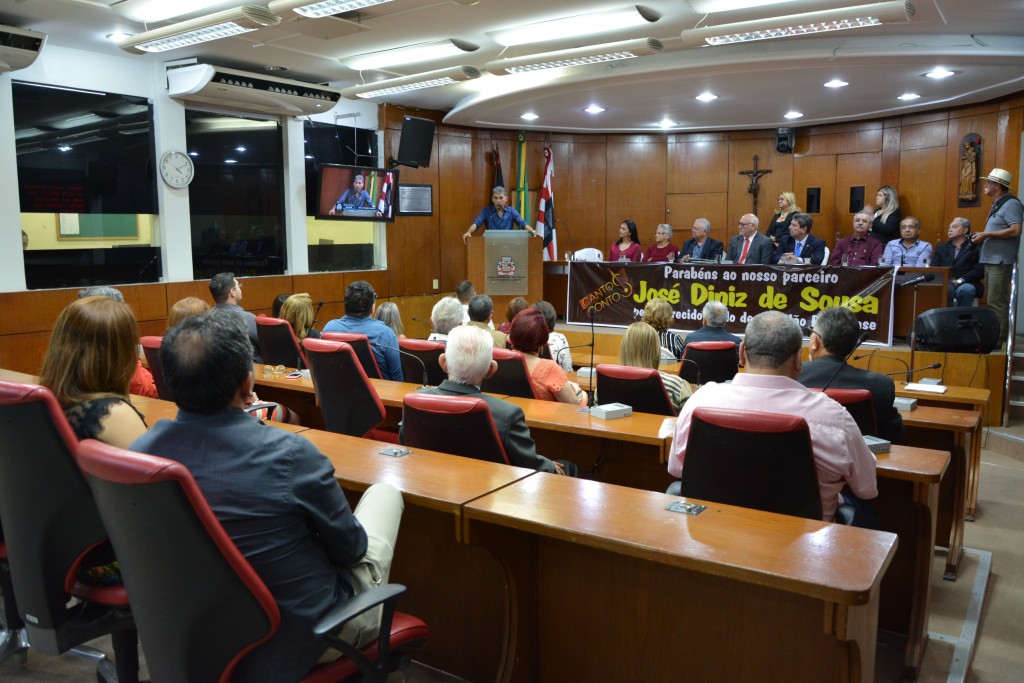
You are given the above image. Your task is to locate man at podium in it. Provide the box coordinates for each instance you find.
[463,186,539,244]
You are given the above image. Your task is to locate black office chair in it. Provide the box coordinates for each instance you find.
[680,341,739,385]
[256,315,307,369]
[595,364,676,416]
[75,439,430,683]
[140,335,171,400]
[481,348,537,399]
[0,380,139,682]
[401,393,512,465]
[323,332,383,379]
[398,339,447,386]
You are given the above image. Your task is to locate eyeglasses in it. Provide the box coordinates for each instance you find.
[738,221,756,227]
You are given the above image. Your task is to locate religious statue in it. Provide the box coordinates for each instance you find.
[958,140,978,201]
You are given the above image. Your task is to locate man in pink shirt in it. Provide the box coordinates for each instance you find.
[668,311,877,525]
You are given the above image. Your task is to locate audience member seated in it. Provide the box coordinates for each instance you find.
[427,297,464,342]
[881,216,932,266]
[131,308,403,681]
[167,296,210,329]
[643,224,679,262]
[373,301,406,340]
[40,296,148,448]
[609,219,642,262]
[677,218,724,262]
[533,300,572,372]
[683,300,742,349]
[765,191,801,247]
[323,281,402,381]
[643,298,685,361]
[508,308,587,406]
[455,279,491,327]
[798,306,904,444]
[871,185,902,244]
[467,295,508,347]
[619,322,691,411]
[726,214,774,265]
[279,292,322,341]
[830,210,883,266]
[209,272,263,362]
[773,213,826,265]
[933,217,984,307]
[78,285,158,399]
[669,311,878,525]
[403,325,577,476]
[499,297,528,334]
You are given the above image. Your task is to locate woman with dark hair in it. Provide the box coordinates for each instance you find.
[40,296,147,448]
[533,300,572,372]
[499,296,529,334]
[609,219,642,262]
[508,308,587,405]
[871,185,901,244]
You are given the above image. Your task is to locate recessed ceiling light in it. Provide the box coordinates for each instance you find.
[305,154,314,159]
[584,105,606,114]
[784,111,803,119]
[106,32,132,44]
[695,92,718,102]
[58,146,72,152]
[898,93,921,100]
[225,159,238,164]
[188,151,198,156]
[824,79,848,88]
[926,67,954,79]
[235,146,247,152]
[658,118,676,129]
[521,112,539,120]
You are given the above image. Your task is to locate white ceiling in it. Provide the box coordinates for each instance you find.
[3,0,1024,132]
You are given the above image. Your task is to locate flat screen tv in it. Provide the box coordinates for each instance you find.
[315,164,397,222]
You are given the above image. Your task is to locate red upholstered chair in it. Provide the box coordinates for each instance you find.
[397,339,447,386]
[302,338,398,443]
[595,364,676,416]
[679,341,739,385]
[401,393,511,465]
[0,381,139,682]
[480,348,537,399]
[812,387,879,438]
[256,316,307,369]
[323,332,383,379]
[674,406,823,521]
[140,335,171,400]
[75,439,429,683]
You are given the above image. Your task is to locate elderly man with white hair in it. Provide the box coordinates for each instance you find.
[683,301,741,349]
[427,296,465,342]
[678,218,724,262]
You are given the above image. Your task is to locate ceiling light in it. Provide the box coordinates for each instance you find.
[695,92,718,102]
[225,159,238,164]
[784,111,803,119]
[189,151,199,156]
[824,79,848,88]
[680,1,915,48]
[268,0,394,18]
[490,5,660,47]
[486,38,663,75]
[584,105,606,114]
[112,0,237,22]
[305,154,314,159]
[342,39,478,71]
[235,146,247,152]
[339,66,481,99]
[106,32,132,44]
[898,92,921,100]
[658,118,676,129]
[58,146,72,152]
[686,0,797,11]
[926,67,955,79]
[521,113,539,121]
[120,6,281,54]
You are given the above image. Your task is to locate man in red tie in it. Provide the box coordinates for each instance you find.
[726,214,773,264]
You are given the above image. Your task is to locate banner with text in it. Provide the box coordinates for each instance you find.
[566,262,896,344]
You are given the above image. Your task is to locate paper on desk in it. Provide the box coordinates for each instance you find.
[905,382,948,394]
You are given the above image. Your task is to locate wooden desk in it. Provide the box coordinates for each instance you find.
[896,383,990,520]
[898,405,979,580]
[299,429,537,682]
[569,351,682,376]
[0,369,39,384]
[463,475,897,683]
[130,395,310,433]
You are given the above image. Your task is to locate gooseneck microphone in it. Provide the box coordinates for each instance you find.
[680,358,702,386]
[371,341,429,387]
[555,343,596,367]
[557,219,577,260]
[820,331,871,391]
[853,350,911,383]
[883,362,942,380]
[898,273,935,287]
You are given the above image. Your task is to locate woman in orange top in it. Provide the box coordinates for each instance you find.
[508,308,587,406]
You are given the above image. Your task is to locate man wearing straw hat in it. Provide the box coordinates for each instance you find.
[971,168,1023,342]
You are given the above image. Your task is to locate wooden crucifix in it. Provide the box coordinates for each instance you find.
[739,155,772,215]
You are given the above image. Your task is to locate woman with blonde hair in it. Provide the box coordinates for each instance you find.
[40,296,147,448]
[374,301,405,340]
[167,296,210,329]
[642,298,685,361]
[280,292,321,341]
[508,308,587,406]
[619,322,691,412]
[871,185,901,244]
[766,191,801,246]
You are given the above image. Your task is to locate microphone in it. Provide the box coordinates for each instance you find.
[883,362,942,380]
[555,342,595,367]
[820,331,871,391]
[557,219,577,260]
[898,273,935,287]
[311,299,325,330]
[853,350,911,383]
[680,358,702,385]
[371,341,429,387]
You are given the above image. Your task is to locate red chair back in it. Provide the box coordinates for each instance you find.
[397,339,447,386]
[481,348,537,399]
[302,338,392,441]
[680,341,738,384]
[401,393,511,465]
[812,387,878,437]
[595,364,675,416]
[322,332,382,379]
[256,316,306,369]
[141,336,171,400]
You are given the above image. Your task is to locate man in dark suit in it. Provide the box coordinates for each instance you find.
[798,306,904,444]
[678,218,724,262]
[773,213,827,265]
[683,301,741,348]
[933,217,985,307]
[726,214,773,264]
[401,325,577,476]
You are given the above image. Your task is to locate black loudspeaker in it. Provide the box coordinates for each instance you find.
[396,115,435,168]
[775,127,795,154]
[914,307,999,353]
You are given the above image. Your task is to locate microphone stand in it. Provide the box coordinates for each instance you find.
[588,307,596,395]
[371,341,429,387]
[679,358,702,386]
[820,331,871,391]
[311,299,325,330]
[884,362,942,381]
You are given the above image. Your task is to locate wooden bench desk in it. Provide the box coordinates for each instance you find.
[463,475,897,683]
[130,395,310,434]
[0,369,39,384]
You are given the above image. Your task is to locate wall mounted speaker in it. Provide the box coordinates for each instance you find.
[396,115,435,168]
[775,127,795,154]
[914,307,999,353]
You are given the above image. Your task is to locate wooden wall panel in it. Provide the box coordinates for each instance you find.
[799,125,883,157]
[667,140,729,194]
[236,275,293,317]
[898,146,948,245]
[901,120,949,150]
[834,152,882,242]
[728,139,783,227]
[561,138,607,252]
[388,127,443,296]
[165,280,210,309]
[606,136,666,248]
[881,122,902,188]
[665,193,730,247]
[0,331,51,374]
[0,288,79,335]
[792,154,837,243]
[943,113,1000,230]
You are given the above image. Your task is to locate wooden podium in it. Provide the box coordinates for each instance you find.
[467,230,544,318]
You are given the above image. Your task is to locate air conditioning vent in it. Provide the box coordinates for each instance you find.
[0,25,46,73]
[167,64,342,117]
